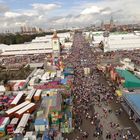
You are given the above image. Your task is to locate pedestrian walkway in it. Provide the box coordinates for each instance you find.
[63,32,140,140]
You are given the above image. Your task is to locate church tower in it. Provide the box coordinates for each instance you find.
[103,31,110,52]
[51,30,60,66]
[51,30,60,55]
[110,16,114,28]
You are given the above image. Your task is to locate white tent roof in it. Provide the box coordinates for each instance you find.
[0,44,9,49]
[0,85,6,92]
[103,33,140,52]
[3,42,52,51]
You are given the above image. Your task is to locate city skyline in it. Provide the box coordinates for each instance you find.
[0,0,140,31]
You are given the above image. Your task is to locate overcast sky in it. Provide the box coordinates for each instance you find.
[0,0,140,31]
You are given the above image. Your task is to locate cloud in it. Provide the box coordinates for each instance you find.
[81,6,101,15]
[49,0,140,28]
[17,9,38,17]
[0,2,62,31]
[100,7,111,15]
[32,3,61,11]
[4,11,21,18]
[0,3,9,13]
[0,0,140,31]
[101,10,111,15]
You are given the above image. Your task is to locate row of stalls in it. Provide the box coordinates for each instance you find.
[97,63,140,130]
[0,88,41,137]
[97,64,140,89]
[0,56,74,139]
[0,66,74,138]
[0,117,10,137]
[33,67,74,137]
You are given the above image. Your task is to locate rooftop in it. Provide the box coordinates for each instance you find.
[116,69,140,88]
[123,93,140,118]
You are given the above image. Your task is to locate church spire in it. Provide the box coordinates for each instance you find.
[110,16,114,26]
[52,30,59,39]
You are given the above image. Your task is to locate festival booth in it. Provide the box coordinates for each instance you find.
[13,81,26,91]
[60,110,73,133]
[0,117,10,137]
[0,85,6,94]
[84,67,91,75]
[49,94,62,130]
[63,68,74,77]
[116,69,140,89]
[35,81,63,90]
[34,110,49,133]
[122,93,140,128]
[42,131,52,140]
[23,131,36,140]
[97,64,106,73]
[115,90,122,97]
[41,92,62,131]
[60,78,68,85]
[110,68,119,81]
[0,95,15,110]
[35,118,49,133]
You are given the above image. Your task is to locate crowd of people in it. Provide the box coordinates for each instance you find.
[64,33,140,140]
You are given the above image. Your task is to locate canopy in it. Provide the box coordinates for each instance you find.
[43,131,51,140]
[0,85,6,92]
[34,119,48,126]
[116,69,140,88]
[123,93,140,118]
[63,68,74,76]
[60,78,68,85]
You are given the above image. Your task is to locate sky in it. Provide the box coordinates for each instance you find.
[0,0,140,31]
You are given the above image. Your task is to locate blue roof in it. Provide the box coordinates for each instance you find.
[60,78,67,84]
[64,68,74,75]
[65,67,73,70]
[34,119,48,125]
[123,93,140,117]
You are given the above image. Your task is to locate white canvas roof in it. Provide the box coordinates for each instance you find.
[10,118,19,125]
[34,90,42,97]
[25,89,36,101]
[32,32,70,43]
[0,44,9,50]
[15,103,35,115]
[103,33,140,52]
[1,49,53,56]
[4,42,52,51]
[0,117,9,129]
[14,113,30,134]
[6,101,30,115]
[0,85,6,92]
[11,92,24,105]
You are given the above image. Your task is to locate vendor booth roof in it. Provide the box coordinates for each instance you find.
[41,94,61,112]
[43,131,51,140]
[116,69,140,88]
[64,68,74,76]
[60,78,68,85]
[34,119,48,125]
[123,93,140,117]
